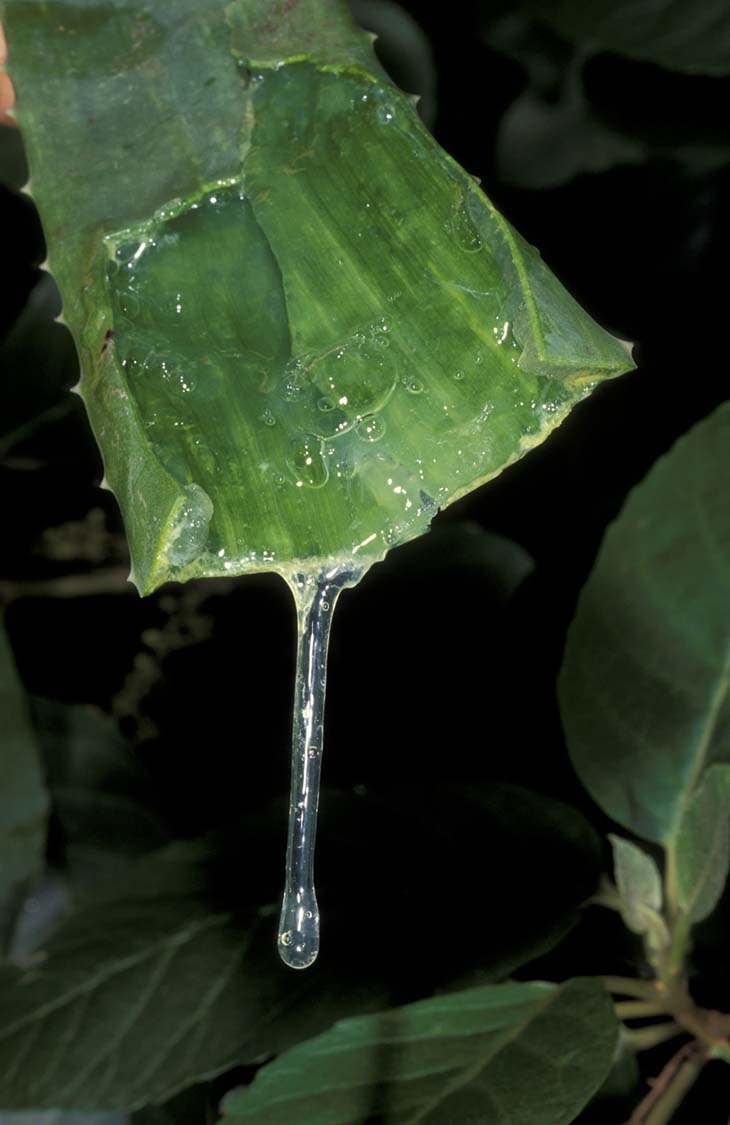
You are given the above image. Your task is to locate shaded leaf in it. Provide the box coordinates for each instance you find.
[5,0,632,593]
[608,835,668,948]
[531,0,730,75]
[0,621,48,948]
[222,977,619,1124]
[483,16,645,189]
[0,846,389,1111]
[0,1114,126,1125]
[30,698,170,876]
[306,782,603,990]
[675,763,730,923]
[559,404,730,844]
[130,1083,209,1125]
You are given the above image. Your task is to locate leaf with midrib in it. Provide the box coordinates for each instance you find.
[0,871,389,1111]
[559,403,730,845]
[222,978,619,1124]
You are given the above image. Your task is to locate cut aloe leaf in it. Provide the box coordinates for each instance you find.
[3,0,633,595]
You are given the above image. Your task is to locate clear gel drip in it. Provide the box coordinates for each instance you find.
[278,563,364,969]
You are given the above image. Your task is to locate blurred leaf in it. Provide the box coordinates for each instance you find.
[0,1113,127,1125]
[0,274,77,454]
[305,783,603,990]
[531,0,730,74]
[0,843,389,1111]
[5,0,632,593]
[386,521,535,599]
[591,1031,640,1104]
[0,621,48,949]
[608,835,668,948]
[30,698,170,878]
[222,977,619,1124]
[559,404,730,844]
[484,15,644,189]
[675,764,730,924]
[130,1084,209,1125]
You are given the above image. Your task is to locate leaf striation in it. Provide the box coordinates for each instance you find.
[4,0,633,592]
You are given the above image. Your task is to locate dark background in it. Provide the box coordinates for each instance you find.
[1,2,729,1120]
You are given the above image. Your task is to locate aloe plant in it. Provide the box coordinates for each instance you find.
[2,0,633,970]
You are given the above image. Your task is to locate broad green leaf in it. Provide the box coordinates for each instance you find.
[222,977,619,1124]
[531,0,730,74]
[559,404,730,844]
[4,0,633,593]
[0,845,389,1111]
[675,764,730,924]
[608,835,668,948]
[0,622,49,948]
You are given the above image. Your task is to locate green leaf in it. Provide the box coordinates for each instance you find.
[0,622,49,949]
[608,835,668,948]
[4,0,633,593]
[675,764,730,924]
[362,781,602,988]
[531,0,730,74]
[222,977,619,1124]
[0,843,390,1111]
[559,404,730,844]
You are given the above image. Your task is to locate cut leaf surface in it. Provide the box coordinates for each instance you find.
[5,1,633,592]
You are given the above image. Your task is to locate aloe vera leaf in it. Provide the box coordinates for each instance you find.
[3,1,634,594]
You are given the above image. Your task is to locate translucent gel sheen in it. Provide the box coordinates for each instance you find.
[278,564,364,969]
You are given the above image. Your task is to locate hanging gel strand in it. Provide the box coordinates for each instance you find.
[278,563,365,969]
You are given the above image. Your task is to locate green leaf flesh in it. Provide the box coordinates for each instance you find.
[5,6,633,593]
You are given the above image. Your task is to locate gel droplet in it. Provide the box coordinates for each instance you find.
[356,415,386,442]
[167,483,214,566]
[260,408,276,426]
[287,433,329,488]
[278,566,364,969]
[403,377,424,395]
[451,192,483,253]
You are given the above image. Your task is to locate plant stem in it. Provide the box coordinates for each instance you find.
[615,1000,667,1020]
[627,1042,705,1125]
[673,1005,730,1063]
[643,1047,705,1125]
[625,1022,683,1052]
[600,976,662,1002]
